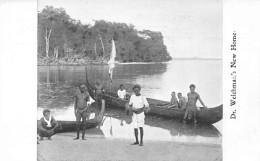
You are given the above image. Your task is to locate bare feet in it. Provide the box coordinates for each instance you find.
[48,137,52,140]
[73,137,79,140]
[139,142,143,146]
[82,137,87,140]
[131,142,139,145]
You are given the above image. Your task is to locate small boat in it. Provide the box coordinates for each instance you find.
[85,80,222,125]
[37,100,105,133]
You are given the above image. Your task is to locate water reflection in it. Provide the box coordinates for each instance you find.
[38,63,168,94]
[38,60,222,105]
[38,106,221,145]
[102,108,221,145]
[37,64,168,108]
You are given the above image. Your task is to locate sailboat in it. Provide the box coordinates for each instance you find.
[108,39,116,83]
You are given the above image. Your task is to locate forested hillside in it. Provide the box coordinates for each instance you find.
[38,6,172,65]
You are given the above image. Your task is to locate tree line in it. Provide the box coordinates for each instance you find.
[38,6,172,64]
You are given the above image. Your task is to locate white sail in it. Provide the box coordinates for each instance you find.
[108,39,116,80]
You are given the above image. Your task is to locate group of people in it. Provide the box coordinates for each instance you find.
[168,92,187,110]
[38,83,92,142]
[38,80,207,146]
[117,83,207,125]
[170,84,207,124]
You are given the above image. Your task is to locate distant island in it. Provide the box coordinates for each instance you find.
[38,6,172,66]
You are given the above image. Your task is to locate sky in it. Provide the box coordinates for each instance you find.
[38,0,222,58]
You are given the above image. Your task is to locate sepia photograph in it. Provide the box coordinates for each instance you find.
[2,0,260,161]
[37,0,222,160]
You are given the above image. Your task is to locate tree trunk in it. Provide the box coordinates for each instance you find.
[54,46,59,59]
[63,42,68,58]
[46,67,50,88]
[45,28,52,57]
[94,42,97,55]
[98,34,105,55]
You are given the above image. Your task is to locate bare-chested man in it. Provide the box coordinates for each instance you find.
[168,91,178,108]
[74,84,90,140]
[183,84,207,124]
[177,93,187,110]
[94,79,105,106]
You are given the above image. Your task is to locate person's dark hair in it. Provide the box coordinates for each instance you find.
[120,84,124,88]
[132,84,141,90]
[43,109,50,116]
[178,92,182,95]
[172,91,175,94]
[79,83,85,88]
[189,84,196,88]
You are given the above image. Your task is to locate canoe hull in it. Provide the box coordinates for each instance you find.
[87,84,222,124]
[37,100,105,133]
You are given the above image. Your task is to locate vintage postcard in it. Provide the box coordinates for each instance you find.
[0,0,260,161]
[36,0,222,160]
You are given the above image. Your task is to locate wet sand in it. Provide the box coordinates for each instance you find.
[38,106,222,161]
[37,133,222,161]
[37,113,222,161]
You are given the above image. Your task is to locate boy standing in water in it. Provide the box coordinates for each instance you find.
[38,109,61,140]
[74,84,90,140]
[183,84,207,124]
[129,84,149,146]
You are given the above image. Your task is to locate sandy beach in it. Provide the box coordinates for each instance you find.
[37,106,222,161]
[37,132,221,161]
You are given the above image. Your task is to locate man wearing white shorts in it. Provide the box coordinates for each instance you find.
[129,84,149,146]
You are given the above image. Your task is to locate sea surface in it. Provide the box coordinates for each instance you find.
[37,60,222,145]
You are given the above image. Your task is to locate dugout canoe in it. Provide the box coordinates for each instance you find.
[86,82,222,125]
[37,100,105,133]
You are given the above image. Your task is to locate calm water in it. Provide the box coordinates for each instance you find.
[38,60,222,144]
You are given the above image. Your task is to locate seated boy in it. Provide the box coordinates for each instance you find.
[117,84,127,99]
[168,91,178,108]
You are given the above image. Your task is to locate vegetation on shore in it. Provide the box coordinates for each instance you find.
[38,6,172,65]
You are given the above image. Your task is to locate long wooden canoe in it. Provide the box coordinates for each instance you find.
[37,100,105,133]
[86,81,222,125]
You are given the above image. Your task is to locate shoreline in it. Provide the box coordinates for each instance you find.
[37,61,170,66]
[38,133,222,161]
[55,131,222,147]
[37,59,221,66]
[56,132,222,146]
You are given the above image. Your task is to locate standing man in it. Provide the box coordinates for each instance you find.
[94,79,105,106]
[74,84,90,140]
[177,93,187,110]
[129,84,149,146]
[183,84,207,124]
[38,109,61,140]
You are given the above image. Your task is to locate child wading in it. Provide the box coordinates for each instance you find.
[129,84,149,146]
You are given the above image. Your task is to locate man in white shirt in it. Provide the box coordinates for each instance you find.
[129,84,149,146]
[117,84,127,99]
